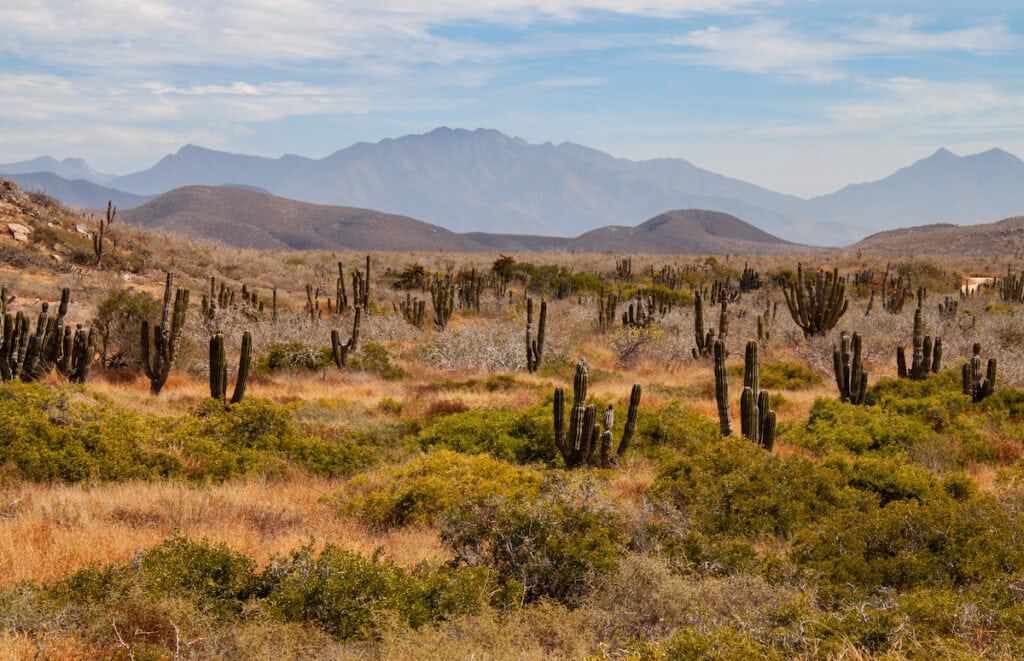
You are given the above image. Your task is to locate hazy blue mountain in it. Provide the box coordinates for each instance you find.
[0,156,114,185]
[806,148,1024,235]
[105,127,816,242]
[15,132,1024,247]
[6,172,152,210]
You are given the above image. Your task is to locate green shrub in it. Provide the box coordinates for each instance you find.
[91,287,162,369]
[636,400,720,454]
[440,476,626,606]
[349,343,406,380]
[727,361,821,391]
[335,450,544,528]
[637,623,783,660]
[137,537,259,616]
[260,342,333,371]
[649,437,862,540]
[264,543,490,640]
[792,493,1024,596]
[788,397,938,455]
[823,455,941,506]
[417,405,555,464]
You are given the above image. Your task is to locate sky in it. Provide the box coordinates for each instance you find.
[2,1,1024,198]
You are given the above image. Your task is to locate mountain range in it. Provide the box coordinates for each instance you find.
[5,128,1024,247]
[118,185,806,255]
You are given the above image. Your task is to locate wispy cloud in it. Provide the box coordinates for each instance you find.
[671,13,1022,82]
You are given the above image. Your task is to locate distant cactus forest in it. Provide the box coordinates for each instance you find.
[6,181,1024,658]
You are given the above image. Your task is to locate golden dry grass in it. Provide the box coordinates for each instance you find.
[0,476,447,591]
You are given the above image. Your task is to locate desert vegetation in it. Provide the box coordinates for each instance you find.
[6,181,1024,658]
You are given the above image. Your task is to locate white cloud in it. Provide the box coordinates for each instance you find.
[671,13,1022,82]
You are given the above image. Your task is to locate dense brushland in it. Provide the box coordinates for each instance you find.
[6,177,1024,658]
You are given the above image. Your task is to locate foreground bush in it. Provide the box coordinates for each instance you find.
[0,383,376,482]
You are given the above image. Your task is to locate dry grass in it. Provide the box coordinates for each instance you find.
[0,476,447,591]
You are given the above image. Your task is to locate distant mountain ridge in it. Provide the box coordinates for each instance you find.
[118,184,804,254]
[4,172,151,211]
[9,130,1024,246]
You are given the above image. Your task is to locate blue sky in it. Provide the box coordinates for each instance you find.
[2,1,1023,197]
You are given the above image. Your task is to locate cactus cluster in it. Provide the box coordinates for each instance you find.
[430,274,455,330]
[615,257,632,280]
[525,297,546,373]
[739,341,777,451]
[896,301,941,380]
[597,289,618,332]
[141,272,190,396]
[209,331,252,404]
[783,264,848,337]
[962,343,996,402]
[738,263,761,292]
[330,308,361,368]
[622,297,653,329]
[1,286,96,384]
[398,294,426,328]
[833,331,868,404]
[553,359,640,469]
[692,293,714,359]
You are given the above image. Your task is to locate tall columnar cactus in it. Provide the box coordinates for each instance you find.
[363,254,371,310]
[94,201,115,267]
[738,340,776,450]
[526,297,546,373]
[56,325,96,384]
[597,289,618,332]
[398,293,426,328]
[330,307,361,368]
[693,292,713,358]
[783,264,849,337]
[209,330,252,404]
[141,272,190,396]
[553,358,640,469]
[553,358,596,469]
[962,343,996,402]
[615,384,642,459]
[431,274,454,330]
[713,339,733,437]
[898,301,941,380]
[833,332,868,404]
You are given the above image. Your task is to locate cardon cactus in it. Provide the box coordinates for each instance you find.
[739,340,776,450]
[526,297,546,373]
[783,264,849,337]
[209,330,252,404]
[963,343,996,402]
[898,300,941,380]
[713,339,733,437]
[834,331,868,404]
[554,358,640,468]
[142,272,190,396]
[330,307,361,368]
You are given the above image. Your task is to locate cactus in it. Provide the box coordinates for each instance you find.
[963,343,996,402]
[783,264,849,337]
[833,331,868,404]
[553,358,640,468]
[898,299,941,380]
[141,272,190,396]
[398,293,425,328]
[597,289,618,332]
[526,297,546,373]
[713,339,733,437]
[94,201,115,267]
[209,330,252,404]
[553,358,594,469]
[615,384,642,458]
[330,307,361,368]
[739,341,776,450]
[431,274,455,330]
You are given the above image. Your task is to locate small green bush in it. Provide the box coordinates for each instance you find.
[727,361,821,391]
[264,543,490,640]
[417,405,555,464]
[260,342,333,371]
[440,476,626,606]
[335,450,544,528]
[349,343,406,380]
